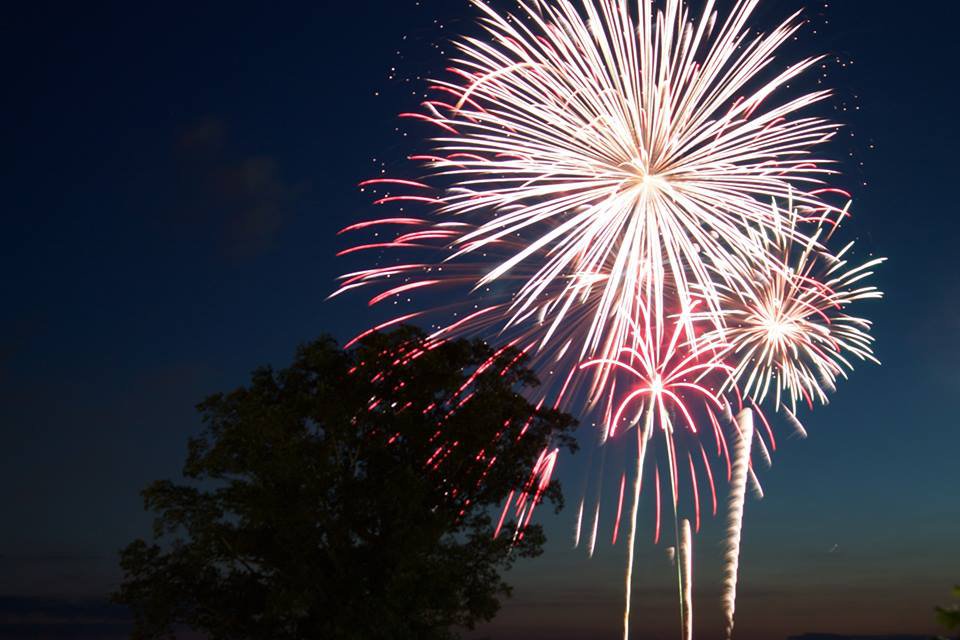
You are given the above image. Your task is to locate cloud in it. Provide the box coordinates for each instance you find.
[171,118,306,260]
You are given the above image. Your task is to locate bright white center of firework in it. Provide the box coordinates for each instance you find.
[627,157,668,193]
[764,317,794,342]
[650,375,664,396]
[633,171,668,194]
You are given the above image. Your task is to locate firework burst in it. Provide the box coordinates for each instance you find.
[579,299,730,639]
[701,201,886,414]
[338,0,843,383]
[335,0,885,637]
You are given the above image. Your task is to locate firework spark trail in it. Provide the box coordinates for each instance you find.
[612,472,627,544]
[588,502,601,558]
[623,407,653,640]
[584,437,609,557]
[574,499,585,548]
[573,431,599,549]
[668,429,685,640]
[723,409,755,640]
[680,518,694,640]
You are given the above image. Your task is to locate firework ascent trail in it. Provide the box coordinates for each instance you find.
[335,0,884,637]
[681,518,694,640]
[723,409,755,640]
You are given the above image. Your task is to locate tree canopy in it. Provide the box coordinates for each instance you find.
[113,327,577,640]
[937,585,960,638]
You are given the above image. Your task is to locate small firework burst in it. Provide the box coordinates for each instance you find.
[704,201,885,413]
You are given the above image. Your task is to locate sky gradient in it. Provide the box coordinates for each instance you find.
[1,1,958,638]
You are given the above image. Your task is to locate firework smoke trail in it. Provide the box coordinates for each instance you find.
[723,409,755,640]
[680,518,694,640]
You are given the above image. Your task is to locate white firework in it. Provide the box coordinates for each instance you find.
[342,0,842,378]
[705,201,885,413]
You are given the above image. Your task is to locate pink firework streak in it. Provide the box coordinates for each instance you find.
[352,330,567,539]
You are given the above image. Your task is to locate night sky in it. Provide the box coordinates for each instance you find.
[2,1,958,639]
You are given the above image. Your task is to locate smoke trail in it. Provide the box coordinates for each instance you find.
[665,429,685,638]
[723,409,755,640]
[680,518,693,640]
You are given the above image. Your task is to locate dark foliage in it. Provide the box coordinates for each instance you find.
[937,585,960,639]
[113,327,577,640]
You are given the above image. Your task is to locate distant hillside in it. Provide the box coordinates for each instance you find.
[788,634,933,640]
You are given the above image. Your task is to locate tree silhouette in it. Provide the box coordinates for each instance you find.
[113,327,577,640]
[937,585,960,639]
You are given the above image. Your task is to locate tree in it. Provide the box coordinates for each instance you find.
[937,585,960,639]
[113,327,577,640]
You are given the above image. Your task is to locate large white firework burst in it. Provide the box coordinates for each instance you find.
[341,0,844,382]
[437,0,838,350]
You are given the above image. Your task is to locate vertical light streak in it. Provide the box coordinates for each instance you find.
[588,504,601,559]
[623,408,653,640]
[588,444,609,558]
[680,518,694,640]
[666,429,685,638]
[654,467,662,545]
[574,499,585,548]
[723,409,755,640]
[688,453,702,532]
[613,473,628,544]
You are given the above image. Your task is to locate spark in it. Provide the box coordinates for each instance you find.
[574,499,585,548]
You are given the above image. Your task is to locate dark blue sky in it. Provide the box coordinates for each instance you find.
[1,1,958,639]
